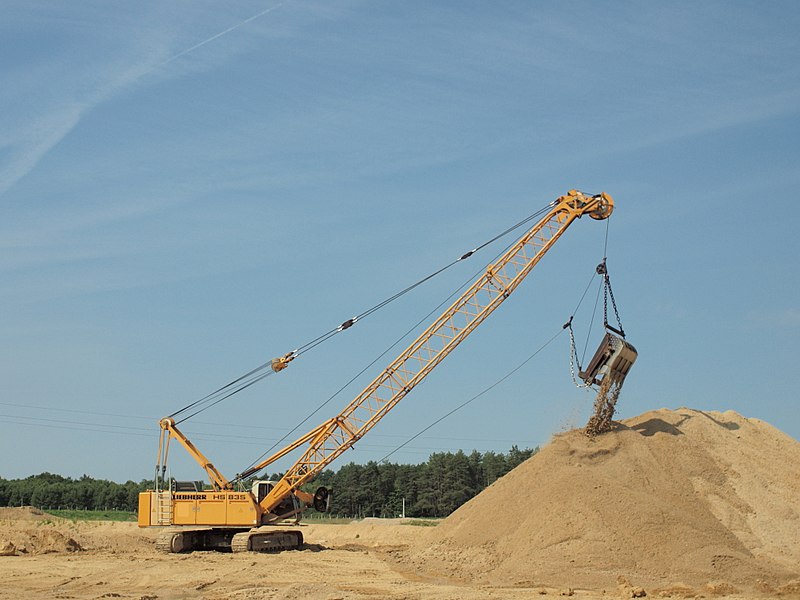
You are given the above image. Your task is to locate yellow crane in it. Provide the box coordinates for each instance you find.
[139,190,621,552]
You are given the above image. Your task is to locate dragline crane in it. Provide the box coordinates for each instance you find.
[138,190,625,553]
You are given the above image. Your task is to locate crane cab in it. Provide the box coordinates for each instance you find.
[252,480,297,521]
[252,480,277,504]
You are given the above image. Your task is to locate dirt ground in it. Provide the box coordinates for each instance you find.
[2,408,799,600]
[0,515,795,600]
[0,516,577,600]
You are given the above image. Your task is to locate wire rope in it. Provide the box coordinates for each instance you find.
[290,202,554,358]
[378,328,565,463]
[236,248,515,481]
[167,201,555,423]
[380,213,620,463]
[582,279,604,364]
[169,362,274,421]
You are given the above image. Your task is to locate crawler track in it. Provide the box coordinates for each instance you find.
[155,527,303,553]
[231,528,304,553]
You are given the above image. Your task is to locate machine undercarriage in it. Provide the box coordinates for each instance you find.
[155,526,304,553]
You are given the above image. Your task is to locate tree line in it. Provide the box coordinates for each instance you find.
[0,472,149,512]
[294,445,538,518]
[1,445,537,517]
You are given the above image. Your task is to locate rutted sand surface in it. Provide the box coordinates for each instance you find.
[2,408,799,599]
[0,517,539,600]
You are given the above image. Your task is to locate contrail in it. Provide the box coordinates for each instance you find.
[0,3,286,200]
[157,2,285,68]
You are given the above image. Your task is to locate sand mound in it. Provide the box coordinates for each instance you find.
[408,408,800,593]
[0,524,83,555]
[0,507,84,555]
[0,510,159,556]
[0,506,50,521]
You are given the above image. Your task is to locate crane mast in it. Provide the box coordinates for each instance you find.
[252,190,614,516]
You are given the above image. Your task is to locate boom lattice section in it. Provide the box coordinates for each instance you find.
[257,191,613,516]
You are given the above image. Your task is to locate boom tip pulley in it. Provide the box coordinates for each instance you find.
[563,190,614,221]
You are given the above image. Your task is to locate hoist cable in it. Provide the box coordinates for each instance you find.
[564,214,618,384]
[378,327,565,464]
[599,216,625,335]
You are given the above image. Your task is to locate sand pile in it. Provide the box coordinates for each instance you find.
[1,507,83,555]
[0,525,82,555]
[408,408,800,594]
[0,506,50,521]
[1,507,79,555]
[0,507,159,556]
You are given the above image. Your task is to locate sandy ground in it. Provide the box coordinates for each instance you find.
[1,516,590,600]
[2,409,799,599]
[0,512,794,600]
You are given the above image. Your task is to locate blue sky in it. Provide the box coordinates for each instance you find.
[2,1,799,483]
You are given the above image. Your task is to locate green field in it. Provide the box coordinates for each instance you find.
[400,519,439,527]
[45,509,137,522]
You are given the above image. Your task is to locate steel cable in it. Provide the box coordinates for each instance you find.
[167,201,554,423]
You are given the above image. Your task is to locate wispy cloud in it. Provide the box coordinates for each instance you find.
[0,3,287,201]
[155,2,285,70]
[745,308,800,329]
[0,104,84,197]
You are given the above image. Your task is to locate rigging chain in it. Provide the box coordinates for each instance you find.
[599,259,626,337]
[564,257,627,389]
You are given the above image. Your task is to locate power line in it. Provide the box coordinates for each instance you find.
[0,413,535,453]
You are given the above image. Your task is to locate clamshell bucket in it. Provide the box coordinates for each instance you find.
[579,332,637,387]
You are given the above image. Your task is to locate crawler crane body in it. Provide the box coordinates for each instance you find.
[139,190,617,552]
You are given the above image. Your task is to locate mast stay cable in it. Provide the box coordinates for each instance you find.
[169,202,555,424]
[237,235,531,481]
